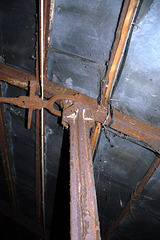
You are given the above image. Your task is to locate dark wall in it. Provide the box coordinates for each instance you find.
[47,0,123,99]
[0,0,36,74]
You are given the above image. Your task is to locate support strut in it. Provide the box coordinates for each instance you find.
[63,106,101,240]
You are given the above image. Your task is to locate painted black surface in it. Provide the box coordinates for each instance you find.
[110,195,160,240]
[48,0,123,99]
[0,154,10,202]
[0,215,37,240]
[94,131,157,238]
[1,82,65,225]
[112,0,160,126]
[0,0,36,74]
[50,129,70,239]
[1,82,36,219]
[44,110,64,228]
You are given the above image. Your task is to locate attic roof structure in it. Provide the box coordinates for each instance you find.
[0,0,160,239]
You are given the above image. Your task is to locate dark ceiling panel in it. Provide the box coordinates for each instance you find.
[0,0,36,74]
[111,196,160,240]
[47,50,105,99]
[48,0,123,99]
[44,110,64,228]
[112,0,160,126]
[94,130,155,238]
[49,0,123,63]
[1,82,65,224]
[1,82,36,219]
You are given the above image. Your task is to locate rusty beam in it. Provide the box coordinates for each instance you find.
[38,0,54,78]
[35,6,42,225]
[91,0,139,154]
[108,109,160,153]
[91,109,160,155]
[101,0,139,105]
[102,0,130,96]
[0,63,78,98]
[63,102,101,239]
[0,63,160,153]
[0,84,16,208]
[2,84,159,155]
[91,122,102,155]
[102,156,160,240]
[43,0,55,77]
[0,63,37,90]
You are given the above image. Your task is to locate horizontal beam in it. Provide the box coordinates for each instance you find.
[0,63,36,90]
[109,109,160,153]
[0,63,78,98]
[0,63,160,153]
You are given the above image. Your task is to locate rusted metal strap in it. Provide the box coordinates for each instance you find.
[108,109,160,154]
[101,0,139,105]
[0,76,159,153]
[91,0,140,155]
[0,63,76,98]
[91,109,160,156]
[63,104,101,239]
[43,0,55,77]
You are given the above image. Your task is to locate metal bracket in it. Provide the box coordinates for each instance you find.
[0,81,108,128]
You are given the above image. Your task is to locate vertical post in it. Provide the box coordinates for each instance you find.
[35,6,42,226]
[63,106,101,240]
